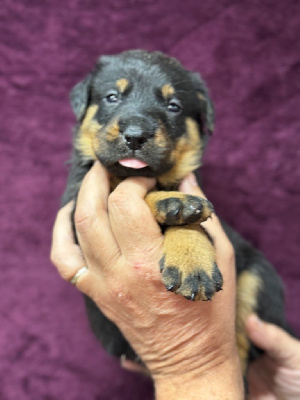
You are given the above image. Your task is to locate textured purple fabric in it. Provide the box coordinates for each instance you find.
[1,0,299,398]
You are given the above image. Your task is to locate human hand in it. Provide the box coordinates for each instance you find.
[246,314,300,400]
[51,162,243,399]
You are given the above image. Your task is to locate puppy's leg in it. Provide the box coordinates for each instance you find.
[145,191,214,226]
[159,224,223,301]
[146,191,221,301]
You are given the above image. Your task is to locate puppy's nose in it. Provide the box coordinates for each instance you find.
[123,125,151,151]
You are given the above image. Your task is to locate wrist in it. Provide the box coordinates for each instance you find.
[154,353,244,400]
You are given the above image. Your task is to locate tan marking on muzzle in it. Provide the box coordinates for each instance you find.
[154,123,168,148]
[106,119,120,141]
[158,117,202,187]
[75,105,101,160]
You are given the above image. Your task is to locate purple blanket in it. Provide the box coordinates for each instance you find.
[1,1,299,399]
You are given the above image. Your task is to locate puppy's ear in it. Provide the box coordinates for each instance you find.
[190,72,215,135]
[70,73,93,121]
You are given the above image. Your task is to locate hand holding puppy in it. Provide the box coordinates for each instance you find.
[51,162,243,399]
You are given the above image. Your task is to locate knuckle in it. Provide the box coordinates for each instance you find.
[109,281,133,307]
[74,207,96,234]
[50,252,71,281]
[50,248,60,268]
[57,269,73,282]
[108,189,132,213]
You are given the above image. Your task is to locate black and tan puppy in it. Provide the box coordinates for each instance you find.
[62,50,291,378]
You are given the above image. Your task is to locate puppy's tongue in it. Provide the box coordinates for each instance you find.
[119,158,148,169]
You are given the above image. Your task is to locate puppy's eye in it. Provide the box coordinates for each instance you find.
[105,93,119,103]
[167,101,181,113]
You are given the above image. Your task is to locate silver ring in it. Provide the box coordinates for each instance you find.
[70,266,89,285]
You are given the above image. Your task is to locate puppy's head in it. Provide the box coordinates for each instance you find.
[70,50,214,188]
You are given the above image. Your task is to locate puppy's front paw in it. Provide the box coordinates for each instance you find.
[146,191,213,226]
[160,226,223,301]
[157,195,213,225]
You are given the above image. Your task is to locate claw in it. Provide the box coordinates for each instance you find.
[185,293,196,301]
[190,293,196,301]
[159,256,165,272]
[166,284,175,292]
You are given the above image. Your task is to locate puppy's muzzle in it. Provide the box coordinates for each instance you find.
[122,125,153,150]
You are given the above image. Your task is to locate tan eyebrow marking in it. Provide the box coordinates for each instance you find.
[162,84,175,99]
[158,117,202,187]
[154,122,167,148]
[116,78,129,93]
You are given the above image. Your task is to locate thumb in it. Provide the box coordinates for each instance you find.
[179,172,207,198]
[246,314,300,368]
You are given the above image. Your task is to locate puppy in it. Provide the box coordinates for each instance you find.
[62,50,291,378]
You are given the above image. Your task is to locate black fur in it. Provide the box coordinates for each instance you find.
[62,50,292,388]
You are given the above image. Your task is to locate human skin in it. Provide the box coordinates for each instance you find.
[51,162,244,399]
[246,314,300,400]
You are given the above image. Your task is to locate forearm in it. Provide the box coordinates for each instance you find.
[154,355,244,400]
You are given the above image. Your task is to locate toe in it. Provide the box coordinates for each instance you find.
[162,266,182,292]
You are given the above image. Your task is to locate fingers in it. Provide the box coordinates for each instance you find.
[120,356,150,375]
[51,201,87,282]
[51,198,108,298]
[179,173,207,199]
[246,314,300,368]
[108,177,163,262]
[75,162,120,268]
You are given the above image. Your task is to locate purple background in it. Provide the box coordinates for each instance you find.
[1,0,299,399]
